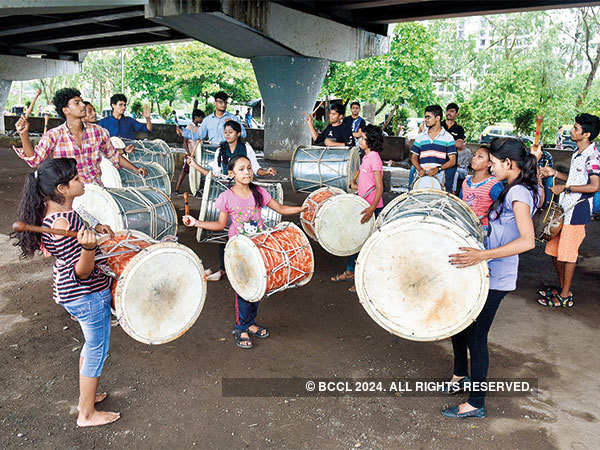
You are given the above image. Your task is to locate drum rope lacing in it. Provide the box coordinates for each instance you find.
[253,223,311,297]
[381,192,482,241]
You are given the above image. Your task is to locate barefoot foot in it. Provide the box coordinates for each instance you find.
[77,410,120,427]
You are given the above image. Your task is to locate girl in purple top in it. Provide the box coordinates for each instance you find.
[182,155,306,349]
[442,138,541,419]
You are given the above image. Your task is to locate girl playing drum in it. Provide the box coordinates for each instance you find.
[11,158,120,427]
[442,138,542,418]
[182,155,306,349]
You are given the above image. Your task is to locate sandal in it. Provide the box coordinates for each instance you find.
[537,286,559,299]
[331,272,354,282]
[348,285,356,293]
[556,293,574,308]
[247,325,269,339]
[537,297,560,307]
[232,330,253,349]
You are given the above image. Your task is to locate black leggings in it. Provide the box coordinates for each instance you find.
[451,289,508,408]
[218,243,225,271]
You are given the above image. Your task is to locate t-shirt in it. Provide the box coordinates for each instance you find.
[410,128,457,169]
[315,122,353,147]
[215,186,272,238]
[98,115,149,140]
[443,121,466,141]
[211,142,261,175]
[559,143,600,225]
[342,115,366,133]
[358,151,384,208]
[486,184,538,291]
[460,175,503,226]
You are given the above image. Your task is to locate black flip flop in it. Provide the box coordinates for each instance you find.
[247,325,269,339]
[232,330,253,349]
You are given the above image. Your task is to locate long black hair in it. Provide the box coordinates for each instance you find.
[11,158,78,257]
[488,138,539,218]
[364,124,384,152]
[227,155,264,208]
[217,120,245,169]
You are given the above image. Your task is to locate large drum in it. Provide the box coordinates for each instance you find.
[196,172,283,243]
[100,159,171,196]
[290,146,360,193]
[189,142,218,196]
[110,137,147,153]
[127,139,175,180]
[411,174,443,191]
[224,222,314,302]
[300,186,375,256]
[97,230,206,344]
[74,184,177,240]
[357,189,489,341]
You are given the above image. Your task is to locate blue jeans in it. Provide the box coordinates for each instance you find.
[450,289,508,408]
[346,207,383,273]
[62,289,112,378]
[593,191,600,214]
[542,177,554,207]
[234,294,258,332]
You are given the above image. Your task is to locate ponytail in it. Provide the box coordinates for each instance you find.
[488,138,539,218]
[11,158,78,257]
[226,155,264,207]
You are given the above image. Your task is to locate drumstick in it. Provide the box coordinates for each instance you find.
[25,89,42,119]
[43,113,49,134]
[312,101,324,115]
[533,115,543,153]
[183,192,190,216]
[12,221,78,238]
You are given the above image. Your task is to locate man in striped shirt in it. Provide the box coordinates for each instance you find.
[411,104,457,191]
[13,87,146,186]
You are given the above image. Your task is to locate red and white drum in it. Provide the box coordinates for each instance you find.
[300,186,375,256]
[97,230,207,344]
[356,189,488,341]
[224,222,314,302]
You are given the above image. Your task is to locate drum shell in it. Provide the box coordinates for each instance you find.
[224,222,314,301]
[97,231,206,345]
[74,184,177,240]
[290,146,360,193]
[189,142,217,196]
[128,141,175,180]
[533,202,564,242]
[196,172,284,243]
[300,186,345,240]
[101,159,171,196]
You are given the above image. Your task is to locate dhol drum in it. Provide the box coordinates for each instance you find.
[533,201,564,242]
[357,189,489,341]
[224,222,314,302]
[189,142,218,196]
[100,158,171,196]
[290,146,360,193]
[74,184,177,240]
[196,172,283,243]
[97,230,206,344]
[300,186,375,256]
[411,174,443,191]
[127,139,175,180]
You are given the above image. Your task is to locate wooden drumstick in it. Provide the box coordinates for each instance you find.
[43,113,49,134]
[183,192,190,216]
[532,115,544,153]
[25,88,42,119]
[12,221,78,238]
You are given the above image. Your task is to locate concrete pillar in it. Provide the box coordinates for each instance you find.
[252,56,329,161]
[0,79,12,134]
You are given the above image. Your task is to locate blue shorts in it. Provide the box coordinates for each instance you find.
[62,289,112,378]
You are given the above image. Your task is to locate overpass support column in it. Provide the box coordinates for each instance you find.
[0,80,12,134]
[252,56,329,161]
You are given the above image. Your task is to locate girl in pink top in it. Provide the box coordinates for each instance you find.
[182,155,306,349]
[460,145,504,230]
[331,124,385,292]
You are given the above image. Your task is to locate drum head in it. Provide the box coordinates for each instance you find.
[73,184,124,232]
[224,235,266,302]
[110,136,126,150]
[300,186,345,241]
[100,157,123,188]
[356,216,489,341]
[315,194,375,256]
[114,242,206,344]
[412,175,442,190]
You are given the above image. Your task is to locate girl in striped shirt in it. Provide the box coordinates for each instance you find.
[12,158,120,427]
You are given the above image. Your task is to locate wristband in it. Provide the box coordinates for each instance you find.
[82,245,98,251]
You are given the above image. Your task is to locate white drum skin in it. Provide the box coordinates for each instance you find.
[411,175,442,191]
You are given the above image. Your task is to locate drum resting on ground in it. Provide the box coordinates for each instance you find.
[189,142,218,196]
[356,189,489,341]
[97,230,206,344]
[196,172,284,244]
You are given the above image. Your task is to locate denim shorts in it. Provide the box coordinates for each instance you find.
[62,289,112,378]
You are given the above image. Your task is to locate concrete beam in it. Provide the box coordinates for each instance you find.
[0,80,12,134]
[147,0,390,61]
[0,0,145,15]
[0,55,81,81]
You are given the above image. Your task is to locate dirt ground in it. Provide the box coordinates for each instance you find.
[1,148,599,449]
